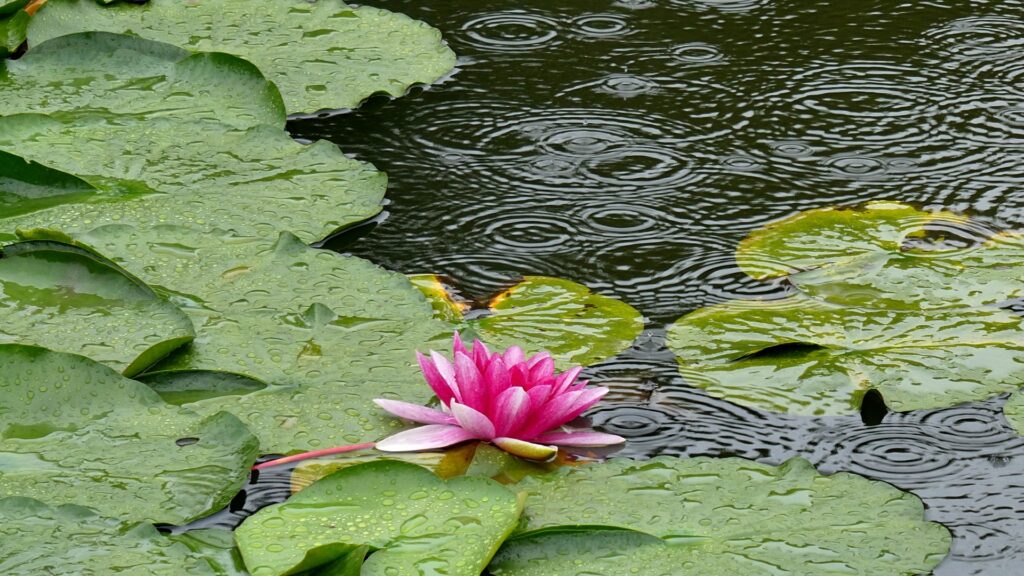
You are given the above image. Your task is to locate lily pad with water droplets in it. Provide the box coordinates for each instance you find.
[0,345,259,524]
[0,9,27,57]
[0,240,194,375]
[169,529,251,576]
[236,460,522,576]
[0,497,223,575]
[502,456,950,575]
[1001,390,1024,436]
[27,0,457,114]
[411,274,644,367]
[667,294,1024,415]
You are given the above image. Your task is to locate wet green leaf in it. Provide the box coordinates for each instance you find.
[0,1,28,17]
[411,274,644,367]
[1,32,284,127]
[0,9,28,57]
[289,443,479,493]
[28,0,457,113]
[1002,390,1024,436]
[0,497,222,575]
[169,529,250,576]
[0,240,194,375]
[667,294,1024,415]
[138,371,268,406]
[505,456,950,575]
[0,150,98,218]
[236,461,522,576]
[0,345,259,524]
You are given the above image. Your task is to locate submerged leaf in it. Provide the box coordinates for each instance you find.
[236,460,522,576]
[28,0,457,113]
[0,240,194,375]
[0,345,259,524]
[0,498,222,575]
[667,294,1024,415]
[503,456,950,575]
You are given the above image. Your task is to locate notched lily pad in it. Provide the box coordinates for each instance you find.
[236,460,522,576]
[507,456,950,576]
[0,240,194,375]
[667,294,1024,415]
[28,0,458,113]
[138,370,269,406]
[0,345,259,524]
[0,497,222,575]
[411,274,644,367]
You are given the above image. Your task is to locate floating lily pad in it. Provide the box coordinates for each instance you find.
[0,1,28,16]
[0,240,194,375]
[236,461,522,576]
[289,443,478,493]
[0,498,221,575]
[736,201,965,280]
[1002,390,1024,436]
[507,456,950,575]
[28,0,457,113]
[411,274,644,367]
[667,294,1024,415]
[0,345,259,524]
[1,32,284,127]
[139,370,268,406]
[0,149,98,221]
[0,9,27,57]
[169,529,250,576]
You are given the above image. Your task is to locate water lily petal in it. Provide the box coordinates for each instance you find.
[417,352,456,405]
[454,351,485,411]
[503,345,525,366]
[453,332,470,357]
[526,351,552,368]
[493,437,558,461]
[526,384,553,410]
[375,424,476,452]
[529,355,556,382]
[509,363,530,389]
[485,356,511,413]
[560,387,609,422]
[552,366,582,396]
[492,386,531,437]
[536,430,625,447]
[430,350,462,404]
[450,402,497,439]
[472,338,492,365]
[373,399,456,425]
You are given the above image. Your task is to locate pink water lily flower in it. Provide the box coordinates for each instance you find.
[374,334,625,460]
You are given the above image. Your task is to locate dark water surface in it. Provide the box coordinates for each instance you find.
[227,1,1024,574]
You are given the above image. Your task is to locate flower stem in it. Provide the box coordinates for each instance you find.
[252,442,376,471]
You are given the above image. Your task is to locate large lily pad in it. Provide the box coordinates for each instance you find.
[0,345,259,524]
[0,497,221,575]
[28,0,457,113]
[0,149,98,219]
[507,456,950,575]
[0,240,194,375]
[1,31,284,127]
[667,294,1024,415]
[0,9,27,57]
[1002,390,1024,436]
[236,460,522,576]
[411,274,643,367]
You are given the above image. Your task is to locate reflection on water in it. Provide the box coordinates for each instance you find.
[286,1,1024,573]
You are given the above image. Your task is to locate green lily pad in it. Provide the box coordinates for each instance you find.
[411,274,644,367]
[169,529,250,576]
[0,149,97,220]
[138,370,268,406]
[0,240,194,375]
[735,201,965,280]
[0,497,222,575]
[667,294,1024,415]
[0,1,28,16]
[1002,390,1024,436]
[0,113,385,244]
[0,345,259,524]
[1,31,284,127]
[0,9,27,57]
[28,0,457,113]
[507,456,950,575]
[236,460,522,576]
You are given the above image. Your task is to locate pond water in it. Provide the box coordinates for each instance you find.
[198,1,1024,573]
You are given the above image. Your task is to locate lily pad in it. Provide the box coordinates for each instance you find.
[0,240,194,375]
[289,442,478,493]
[667,294,1024,415]
[1002,390,1024,436]
[0,9,27,57]
[0,149,97,220]
[139,371,268,406]
[1,31,284,127]
[508,456,950,575]
[169,529,250,576]
[0,1,28,16]
[0,345,259,524]
[0,497,222,575]
[411,274,644,367]
[236,460,522,576]
[28,0,457,113]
